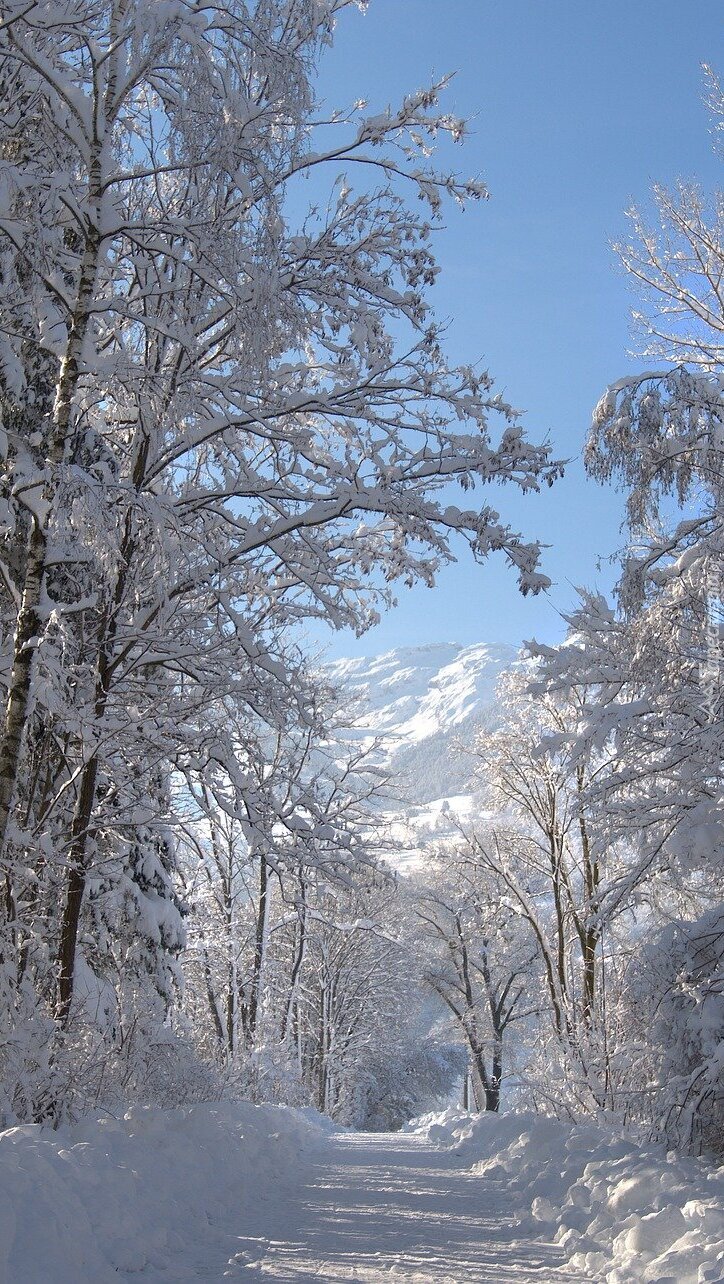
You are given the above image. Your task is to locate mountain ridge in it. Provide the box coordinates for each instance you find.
[327,640,517,805]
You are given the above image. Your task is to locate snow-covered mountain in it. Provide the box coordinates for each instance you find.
[327,641,516,808]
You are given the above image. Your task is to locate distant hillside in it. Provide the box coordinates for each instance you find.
[326,642,517,804]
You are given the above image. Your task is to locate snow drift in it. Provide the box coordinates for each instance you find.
[408,1109,724,1283]
[0,1101,332,1283]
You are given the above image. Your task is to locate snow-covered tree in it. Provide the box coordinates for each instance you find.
[415,844,537,1111]
[525,69,724,1145]
[622,905,724,1155]
[0,0,560,1113]
[542,70,724,895]
[180,675,388,1066]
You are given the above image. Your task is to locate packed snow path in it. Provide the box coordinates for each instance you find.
[223,1131,570,1282]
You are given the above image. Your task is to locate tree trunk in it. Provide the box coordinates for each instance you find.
[4,41,121,1002]
[582,932,597,1026]
[247,851,269,1041]
[281,875,307,1045]
[56,753,100,1021]
[0,220,102,864]
[55,438,149,1023]
[487,1038,503,1112]
[202,946,225,1047]
[577,787,600,1029]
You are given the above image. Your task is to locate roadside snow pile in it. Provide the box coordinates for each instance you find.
[0,1101,332,1283]
[407,1109,724,1283]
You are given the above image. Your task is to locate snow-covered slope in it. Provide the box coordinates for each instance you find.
[327,642,516,805]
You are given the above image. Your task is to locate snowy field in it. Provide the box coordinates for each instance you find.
[1,1102,722,1282]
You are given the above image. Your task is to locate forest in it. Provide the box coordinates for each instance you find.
[0,0,721,1190]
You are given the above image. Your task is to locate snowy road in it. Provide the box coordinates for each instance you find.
[225,1131,573,1282]
[7,1103,721,1282]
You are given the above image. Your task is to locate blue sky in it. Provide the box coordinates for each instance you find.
[306,0,722,659]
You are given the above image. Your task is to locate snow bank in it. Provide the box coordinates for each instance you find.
[407,1109,724,1283]
[0,1101,332,1283]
